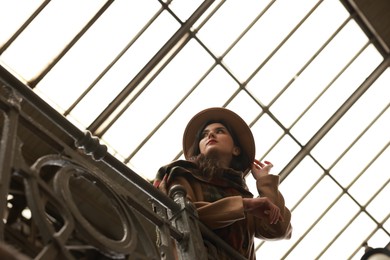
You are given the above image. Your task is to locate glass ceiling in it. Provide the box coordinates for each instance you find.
[1,0,389,259]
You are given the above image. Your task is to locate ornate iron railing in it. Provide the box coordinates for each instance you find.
[0,65,246,260]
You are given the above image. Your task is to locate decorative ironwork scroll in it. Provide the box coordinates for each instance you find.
[0,85,160,259]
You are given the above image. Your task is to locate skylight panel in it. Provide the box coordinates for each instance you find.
[0,0,43,47]
[366,180,390,221]
[321,213,376,259]
[250,114,284,159]
[195,0,271,57]
[1,0,106,81]
[330,104,390,188]
[223,0,323,81]
[290,45,383,144]
[349,147,390,206]
[311,66,390,169]
[291,194,360,259]
[277,156,323,208]
[66,9,179,128]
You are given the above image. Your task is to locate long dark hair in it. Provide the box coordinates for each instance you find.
[187,120,250,172]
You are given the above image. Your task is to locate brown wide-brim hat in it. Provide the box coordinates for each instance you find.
[182,107,255,172]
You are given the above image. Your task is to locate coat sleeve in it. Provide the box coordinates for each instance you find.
[164,175,246,230]
[250,174,292,240]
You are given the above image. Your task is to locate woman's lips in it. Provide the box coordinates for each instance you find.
[207,140,217,145]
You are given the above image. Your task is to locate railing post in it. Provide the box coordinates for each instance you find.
[0,85,21,240]
[153,202,176,260]
[168,185,208,260]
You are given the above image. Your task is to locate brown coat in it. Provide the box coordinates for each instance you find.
[155,160,292,259]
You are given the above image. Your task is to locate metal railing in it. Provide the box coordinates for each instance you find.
[0,64,246,259]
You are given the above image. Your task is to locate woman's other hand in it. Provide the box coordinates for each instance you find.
[243,197,283,224]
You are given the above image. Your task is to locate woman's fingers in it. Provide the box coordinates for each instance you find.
[253,159,264,169]
[244,197,283,224]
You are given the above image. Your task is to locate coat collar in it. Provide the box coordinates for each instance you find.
[155,160,253,197]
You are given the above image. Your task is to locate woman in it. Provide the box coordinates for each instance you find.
[154,107,292,259]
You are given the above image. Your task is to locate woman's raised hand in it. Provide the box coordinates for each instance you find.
[251,160,273,180]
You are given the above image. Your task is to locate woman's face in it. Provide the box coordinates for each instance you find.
[198,123,240,160]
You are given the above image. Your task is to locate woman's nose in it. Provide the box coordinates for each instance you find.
[208,131,216,138]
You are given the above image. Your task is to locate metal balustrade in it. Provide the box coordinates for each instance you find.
[0,65,247,259]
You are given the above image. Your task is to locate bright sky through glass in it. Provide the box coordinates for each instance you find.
[0,0,389,259]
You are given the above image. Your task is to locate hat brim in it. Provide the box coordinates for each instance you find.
[182,107,255,171]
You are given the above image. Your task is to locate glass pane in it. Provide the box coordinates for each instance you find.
[250,114,284,160]
[270,20,369,128]
[225,0,338,81]
[291,45,383,144]
[321,213,377,259]
[0,0,44,46]
[278,156,323,208]
[311,65,389,169]
[2,0,107,80]
[34,1,164,116]
[331,105,390,188]
[67,10,181,127]
[196,0,271,57]
[287,194,359,259]
[349,146,390,206]
[366,181,390,224]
